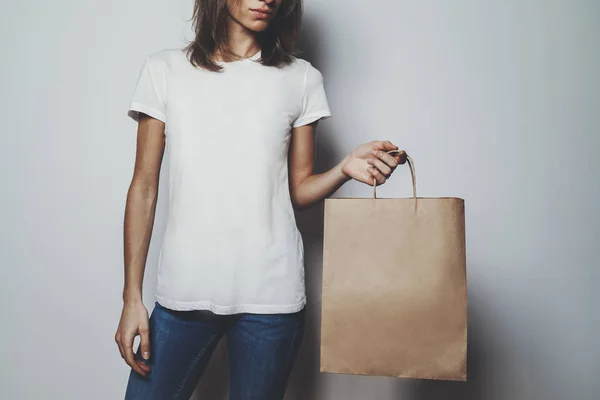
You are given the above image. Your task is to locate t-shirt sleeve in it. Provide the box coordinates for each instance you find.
[292,62,332,128]
[127,56,168,123]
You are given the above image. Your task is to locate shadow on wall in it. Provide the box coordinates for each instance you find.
[288,15,490,400]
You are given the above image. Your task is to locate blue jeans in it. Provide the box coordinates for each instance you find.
[124,301,306,400]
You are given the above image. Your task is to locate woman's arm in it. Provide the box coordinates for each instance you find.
[288,121,405,211]
[122,115,165,303]
[115,114,165,377]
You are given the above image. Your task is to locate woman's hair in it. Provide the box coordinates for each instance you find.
[183,0,303,72]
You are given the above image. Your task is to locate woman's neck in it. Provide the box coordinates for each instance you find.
[214,17,261,61]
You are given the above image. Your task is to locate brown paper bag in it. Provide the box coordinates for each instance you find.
[320,152,467,381]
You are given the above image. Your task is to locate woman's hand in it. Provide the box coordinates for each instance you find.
[115,300,152,377]
[341,140,407,186]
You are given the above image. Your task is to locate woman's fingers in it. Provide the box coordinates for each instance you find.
[367,157,392,176]
[391,149,408,164]
[137,326,151,372]
[371,149,403,169]
[136,356,151,372]
[366,147,409,186]
[123,335,149,377]
[116,330,148,376]
[117,340,126,361]
[372,140,399,152]
[367,165,386,185]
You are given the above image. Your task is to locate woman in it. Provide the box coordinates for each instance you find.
[115,0,406,398]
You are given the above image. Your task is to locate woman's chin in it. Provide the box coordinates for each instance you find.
[245,20,270,33]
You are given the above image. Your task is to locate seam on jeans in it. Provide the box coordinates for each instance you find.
[173,331,220,400]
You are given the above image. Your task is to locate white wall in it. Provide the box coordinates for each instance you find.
[1,1,598,399]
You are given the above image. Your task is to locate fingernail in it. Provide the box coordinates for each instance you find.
[143,352,150,359]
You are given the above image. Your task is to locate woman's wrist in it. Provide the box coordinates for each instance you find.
[122,287,143,304]
[335,154,352,184]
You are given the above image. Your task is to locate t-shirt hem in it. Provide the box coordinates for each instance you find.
[292,112,332,128]
[155,295,307,315]
[128,102,167,123]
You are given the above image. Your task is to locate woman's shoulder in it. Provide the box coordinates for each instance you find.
[287,55,324,75]
[287,55,310,69]
[144,48,187,68]
[285,55,326,87]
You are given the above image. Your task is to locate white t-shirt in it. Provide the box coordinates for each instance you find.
[127,48,331,314]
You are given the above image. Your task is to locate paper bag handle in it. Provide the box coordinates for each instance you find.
[372,150,417,200]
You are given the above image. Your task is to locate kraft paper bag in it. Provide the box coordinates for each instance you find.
[320,152,467,381]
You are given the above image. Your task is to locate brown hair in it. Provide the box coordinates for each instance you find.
[183,0,303,72]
